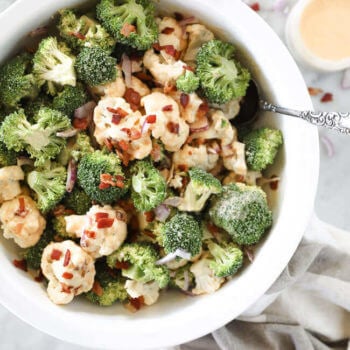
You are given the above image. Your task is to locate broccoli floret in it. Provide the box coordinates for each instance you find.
[0,53,39,108]
[0,108,71,166]
[162,213,202,258]
[196,39,250,104]
[27,161,67,213]
[52,84,89,117]
[209,183,272,245]
[107,243,170,288]
[176,70,200,94]
[130,160,167,212]
[207,241,243,277]
[75,46,117,86]
[23,93,53,121]
[243,127,283,172]
[0,141,17,167]
[24,227,55,270]
[169,264,195,291]
[63,187,91,215]
[58,132,94,166]
[58,9,116,53]
[52,215,75,239]
[33,37,76,95]
[96,0,158,50]
[86,261,128,306]
[178,167,222,212]
[77,150,128,204]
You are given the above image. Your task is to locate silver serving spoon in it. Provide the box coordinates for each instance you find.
[235,81,350,134]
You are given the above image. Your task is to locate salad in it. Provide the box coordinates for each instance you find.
[0,0,283,311]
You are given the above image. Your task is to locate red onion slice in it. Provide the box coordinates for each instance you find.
[141,119,151,134]
[154,204,171,222]
[156,248,191,265]
[178,16,198,26]
[66,159,77,193]
[342,68,350,89]
[163,197,183,207]
[189,115,209,133]
[56,128,78,138]
[122,53,132,88]
[244,247,255,263]
[74,101,96,120]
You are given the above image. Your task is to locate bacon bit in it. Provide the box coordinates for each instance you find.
[99,182,110,190]
[62,272,73,280]
[130,127,142,140]
[183,65,195,72]
[180,93,190,108]
[118,200,135,212]
[61,283,72,293]
[15,197,27,217]
[13,259,27,272]
[63,249,71,267]
[162,104,173,112]
[69,31,86,40]
[197,102,209,119]
[120,23,137,37]
[134,71,153,82]
[174,12,184,21]
[34,270,44,282]
[124,88,141,110]
[167,122,180,134]
[250,2,260,11]
[73,117,89,130]
[146,114,157,124]
[95,212,109,221]
[161,27,175,35]
[164,45,178,57]
[53,205,75,216]
[84,230,96,239]
[207,222,220,235]
[181,176,189,188]
[118,140,130,152]
[308,87,323,96]
[92,280,104,296]
[143,230,156,239]
[51,249,62,261]
[164,82,176,94]
[111,114,122,125]
[104,138,114,151]
[144,211,155,223]
[100,173,113,183]
[115,261,130,270]
[269,175,279,190]
[153,43,162,51]
[321,92,333,103]
[129,296,145,311]
[235,175,245,183]
[107,106,128,118]
[115,176,125,189]
[97,217,114,229]
[121,127,131,137]
[178,164,188,172]
[115,210,127,222]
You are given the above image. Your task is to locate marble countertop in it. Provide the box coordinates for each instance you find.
[0,0,349,349]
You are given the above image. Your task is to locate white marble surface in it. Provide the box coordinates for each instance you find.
[0,0,349,349]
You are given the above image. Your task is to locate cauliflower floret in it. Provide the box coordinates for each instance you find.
[224,170,262,186]
[94,97,152,160]
[191,110,236,146]
[0,195,46,248]
[124,280,160,306]
[65,205,127,259]
[90,65,126,98]
[0,166,25,203]
[143,49,185,86]
[184,24,215,63]
[190,255,225,295]
[211,99,241,120]
[222,141,247,175]
[158,17,188,63]
[142,92,189,152]
[130,76,150,97]
[173,144,219,171]
[170,91,204,124]
[41,240,95,305]
[168,173,183,189]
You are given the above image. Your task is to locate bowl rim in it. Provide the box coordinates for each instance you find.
[0,0,319,348]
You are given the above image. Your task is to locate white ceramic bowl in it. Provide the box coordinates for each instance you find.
[0,0,319,349]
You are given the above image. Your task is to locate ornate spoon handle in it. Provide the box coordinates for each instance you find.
[260,100,350,134]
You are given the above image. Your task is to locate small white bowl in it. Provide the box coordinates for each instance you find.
[286,0,350,72]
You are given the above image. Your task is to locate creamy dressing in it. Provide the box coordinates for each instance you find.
[300,0,350,61]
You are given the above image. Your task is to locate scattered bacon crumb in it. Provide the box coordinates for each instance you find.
[15,197,27,217]
[111,114,122,125]
[73,117,89,130]
[92,281,104,296]
[34,270,44,282]
[143,230,156,239]
[53,205,75,216]
[104,138,114,151]
[183,65,195,72]
[99,182,110,190]
[115,210,127,222]
[118,140,130,152]
[167,122,180,134]
[207,222,220,236]
[63,249,71,267]
[95,212,109,221]
[197,102,209,119]
[144,211,155,223]
[235,175,245,183]
[117,200,135,212]
[180,93,190,108]
[115,261,130,270]
[120,23,137,37]
[164,45,177,57]
[130,127,142,140]
[308,87,323,96]
[62,272,73,280]
[269,175,279,190]
[129,296,145,311]
[162,105,173,112]
[69,31,86,40]
[97,217,114,229]
[250,2,260,11]
[153,43,162,51]
[121,127,131,137]
[51,249,62,261]
[107,106,128,118]
[13,259,27,272]
[161,27,175,34]
[178,164,188,172]
[61,283,72,293]
[84,230,96,239]
[321,92,333,103]
[174,12,184,21]
[134,71,153,82]
[124,88,141,111]
[146,114,157,124]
